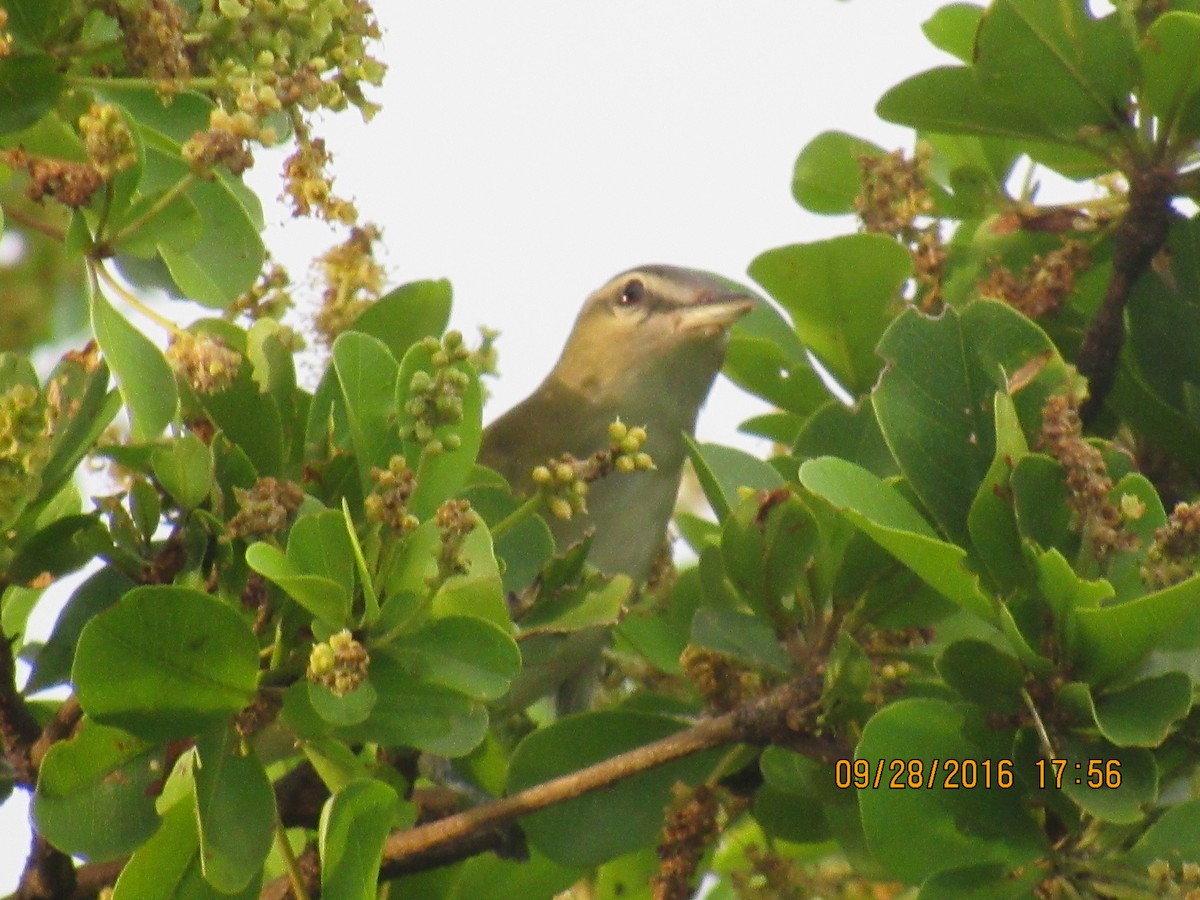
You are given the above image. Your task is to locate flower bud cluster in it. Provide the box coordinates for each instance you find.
[78,104,138,179]
[1141,501,1200,589]
[314,225,383,344]
[400,332,471,454]
[166,332,244,395]
[530,419,654,521]
[364,455,418,534]
[227,476,305,540]
[0,383,51,529]
[283,136,357,223]
[308,628,369,696]
[433,498,477,583]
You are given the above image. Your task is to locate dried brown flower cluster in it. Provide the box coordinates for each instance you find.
[1141,501,1200,589]
[283,136,357,224]
[109,0,191,82]
[650,784,724,900]
[1040,393,1136,560]
[978,240,1091,319]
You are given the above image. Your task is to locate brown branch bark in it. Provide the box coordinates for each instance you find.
[1077,168,1174,423]
[260,676,828,899]
[0,631,42,790]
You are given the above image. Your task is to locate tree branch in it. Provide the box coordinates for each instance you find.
[260,676,827,898]
[0,631,42,790]
[1077,168,1174,423]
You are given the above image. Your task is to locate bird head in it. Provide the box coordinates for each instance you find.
[550,265,756,408]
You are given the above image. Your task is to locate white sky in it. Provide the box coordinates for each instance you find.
[1,1,950,890]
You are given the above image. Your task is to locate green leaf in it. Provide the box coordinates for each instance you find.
[690,607,791,672]
[34,720,161,861]
[682,437,784,523]
[111,796,261,900]
[720,490,817,615]
[1086,673,1192,748]
[73,587,259,741]
[856,699,1044,882]
[352,279,453,357]
[1123,799,1200,874]
[152,434,213,510]
[37,358,120,508]
[160,170,265,307]
[245,542,349,629]
[0,53,64,135]
[1139,12,1200,142]
[936,639,1024,712]
[110,186,203,259]
[974,0,1135,138]
[873,300,1070,546]
[319,779,398,900]
[91,289,177,441]
[799,457,994,622]
[337,654,488,756]
[724,295,829,416]
[792,399,896,477]
[791,131,885,214]
[4,0,69,45]
[25,567,133,693]
[878,66,1064,142]
[966,391,1030,591]
[750,234,911,395]
[1058,738,1156,824]
[308,678,377,728]
[333,331,403,490]
[7,514,111,585]
[193,728,275,893]
[918,863,1043,899]
[1071,574,1200,685]
[507,711,725,866]
[922,3,985,63]
[384,616,520,701]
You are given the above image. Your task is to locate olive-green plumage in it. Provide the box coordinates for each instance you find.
[480,265,754,711]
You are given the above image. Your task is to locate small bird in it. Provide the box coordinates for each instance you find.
[480,265,755,711]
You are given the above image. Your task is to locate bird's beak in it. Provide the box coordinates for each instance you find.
[678,291,757,337]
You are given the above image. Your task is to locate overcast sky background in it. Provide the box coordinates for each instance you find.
[2,1,952,888]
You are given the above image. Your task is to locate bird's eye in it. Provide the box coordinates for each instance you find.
[618,279,645,307]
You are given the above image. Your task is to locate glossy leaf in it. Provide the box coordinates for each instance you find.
[750,234,911,395]
[1087,673,1192,748]
[856,699,1044,882]
[152,434,213,510]
[352,279,453,358]
[0,53,63,134]
[73,587,259,741]
[319,779,398,900]
[333,331,402,490]
[91,289,177,441]
[799,456,994,622]
[791,130,885,214]
[690,607,791,672]
[873,299,1070,546]
[683,436,784,522]
[193,728,275,893]
[1140,12,1200,141]
[384,616,520,701]
[34,720,161,861]
[922,3,985,63]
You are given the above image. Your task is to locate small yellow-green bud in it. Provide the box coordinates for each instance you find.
[444,433,462,451]
[615,455,636,473]
[628,425,648,445]
[554,463,575,484]
[572,480,589,496]
[409,371,432,393]
[431,350,450,367]
[309,643,335,675]
[549,497,573,520]
[619,435,641,454]
[426,439,444,455]
[608,420,628,442]
[634,452,654,470]
[532,465,553,485]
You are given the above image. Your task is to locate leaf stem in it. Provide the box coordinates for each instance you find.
[91,261,185,336]
[489,493,544,542]
[98,173,195,253]
[274,823,312,900]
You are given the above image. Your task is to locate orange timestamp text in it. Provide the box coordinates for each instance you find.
[836,757,1015,790]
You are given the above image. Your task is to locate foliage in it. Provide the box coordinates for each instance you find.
[2,1,1200,898]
